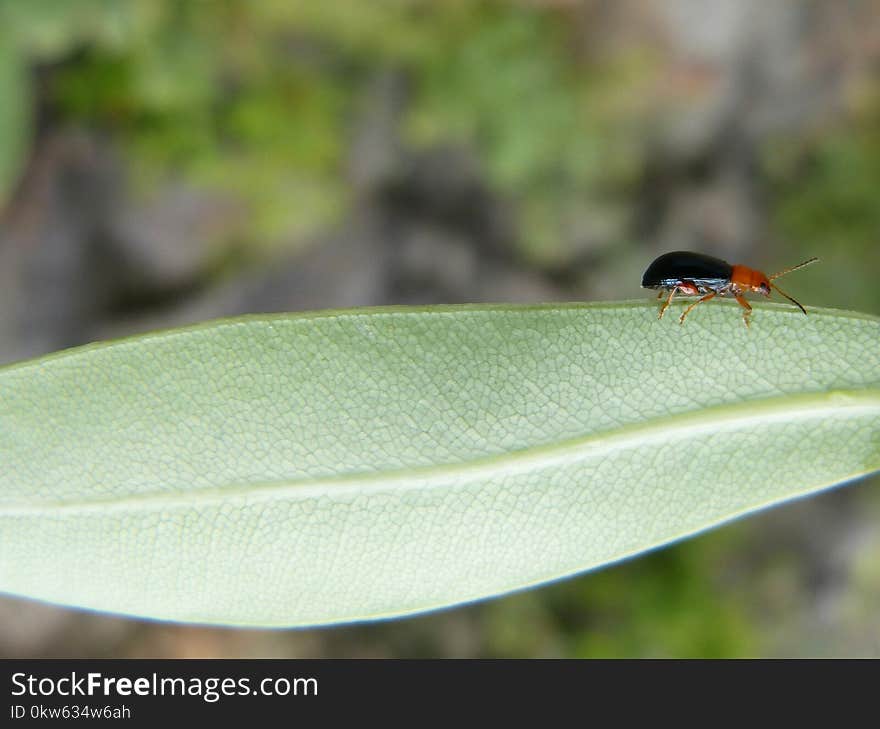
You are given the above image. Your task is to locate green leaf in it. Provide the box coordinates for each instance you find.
[1,302,878,626]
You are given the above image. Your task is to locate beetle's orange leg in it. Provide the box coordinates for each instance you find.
[658,287,678,320]
[734,293,752,328]
[657,290,665,300]
[679,291,717,325]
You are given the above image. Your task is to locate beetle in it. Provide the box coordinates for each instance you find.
[641,251,819,327]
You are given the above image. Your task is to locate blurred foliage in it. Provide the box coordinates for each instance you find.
[0,22,29,205]
[49,1,351,242]
[485,529,757,657]
[401,4,646,261]
[0,0,133,54]
[283,2,649,260]
[2,0,648,258]
[766,94,880,313]
[0,0,136,204]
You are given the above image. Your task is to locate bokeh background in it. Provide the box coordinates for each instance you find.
[1,0,879,657]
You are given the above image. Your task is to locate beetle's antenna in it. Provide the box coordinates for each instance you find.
[769,282,807,315]
[769,256,819,281]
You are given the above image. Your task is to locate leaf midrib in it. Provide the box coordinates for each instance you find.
[4,389,878,516]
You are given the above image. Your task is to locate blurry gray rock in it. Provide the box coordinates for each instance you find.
[0,598,131,658]
[347,69,408,196]
[95,214,394,338]
[106,184,247,293]
[0,130,120,364]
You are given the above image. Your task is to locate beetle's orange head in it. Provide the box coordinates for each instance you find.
[730,265,771,295]
[732,257,818,314]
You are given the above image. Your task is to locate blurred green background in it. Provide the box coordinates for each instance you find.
[1,0,878,657]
